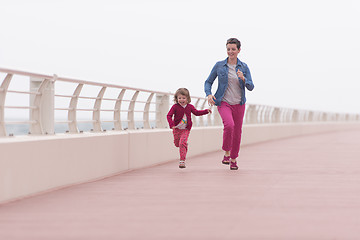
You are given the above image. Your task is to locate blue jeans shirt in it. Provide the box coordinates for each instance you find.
[204,58,254,106]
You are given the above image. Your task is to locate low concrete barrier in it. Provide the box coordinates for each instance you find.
[1,122,360,204]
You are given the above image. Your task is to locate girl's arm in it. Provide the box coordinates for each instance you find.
[166,105,176,128]
[190,105,211,116]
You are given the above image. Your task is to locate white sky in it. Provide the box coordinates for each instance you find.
[1,0,360,114]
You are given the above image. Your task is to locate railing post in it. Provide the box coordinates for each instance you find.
[68,84,83,133]
[211,107,221,126]
[334,113,342,121]
[291,110,299,122]
[128,91,139,130]
[92,87,106,132]
[246,104,257,124]
[114,89,126,130]
[143,93,155,129]
[156,93,169,128]
[263,106,271,123]
[199,99,206,126]
[321,113,327,122]
[30,76,54,135]
[307,111,314,122]
[193,98,201,127]
[0,74,13,137]
[258,105,265,123]
[272,107,281,123]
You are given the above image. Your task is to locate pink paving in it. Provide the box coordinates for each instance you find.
[1,129,360,239]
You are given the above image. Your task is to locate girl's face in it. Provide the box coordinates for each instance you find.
[226,43,240,61]
[177,94,188,106]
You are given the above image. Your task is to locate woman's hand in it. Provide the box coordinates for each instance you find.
[207,95,216,106]
[237,69,245,82]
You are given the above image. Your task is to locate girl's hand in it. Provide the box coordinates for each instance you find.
[208,109,212,114]
[237,69,245,82]
[207,95,216,106]
[171,126,176,129]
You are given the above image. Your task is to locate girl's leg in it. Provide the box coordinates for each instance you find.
[217,102,235,153]
[178,129,190,160]
[172,128,181,147]
[230,104,246,160]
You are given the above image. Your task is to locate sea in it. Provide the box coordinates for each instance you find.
[5,121,155,136]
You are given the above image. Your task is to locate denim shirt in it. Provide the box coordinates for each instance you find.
[204,58,254,106]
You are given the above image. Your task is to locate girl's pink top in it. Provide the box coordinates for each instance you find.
[167,103,209,130]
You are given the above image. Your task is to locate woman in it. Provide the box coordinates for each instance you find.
[204,38,254,170]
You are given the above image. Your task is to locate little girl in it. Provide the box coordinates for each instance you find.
[167,88,212,168]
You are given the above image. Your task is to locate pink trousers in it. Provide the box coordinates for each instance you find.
[172,128,190,160]
[217,102,246,159]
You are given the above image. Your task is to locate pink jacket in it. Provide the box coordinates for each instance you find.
[167,103,209,130]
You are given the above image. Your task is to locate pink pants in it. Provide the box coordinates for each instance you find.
[172,128,190,160]
[217,102,246,159]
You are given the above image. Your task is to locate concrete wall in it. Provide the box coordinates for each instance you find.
[1,122,360,204]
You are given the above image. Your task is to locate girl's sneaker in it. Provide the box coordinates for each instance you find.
[222,156,231,165]
[230,161,238,170]
[179,160,186,168]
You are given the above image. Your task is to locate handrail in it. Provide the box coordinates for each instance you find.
[0,67,170,95]
[1,67,360,137]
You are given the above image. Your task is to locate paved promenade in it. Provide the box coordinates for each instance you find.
[1,129,360,239]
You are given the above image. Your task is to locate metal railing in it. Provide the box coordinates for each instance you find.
[1,67,359,137]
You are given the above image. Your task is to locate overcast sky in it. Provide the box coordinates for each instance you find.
[1,0,360,114]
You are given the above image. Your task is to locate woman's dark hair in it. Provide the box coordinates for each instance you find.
[226,38,241,50]
[174,88,191,103]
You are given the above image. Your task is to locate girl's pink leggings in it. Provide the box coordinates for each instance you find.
[172,128,190,160]
[217,101,246,160]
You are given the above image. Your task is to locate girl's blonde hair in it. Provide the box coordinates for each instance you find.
[174,88,191,104]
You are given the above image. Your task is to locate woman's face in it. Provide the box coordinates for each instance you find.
[177,94,188,106]
[226,43,240,60]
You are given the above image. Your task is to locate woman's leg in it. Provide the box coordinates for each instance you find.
[230,104,246,160]
[217,102,235,153]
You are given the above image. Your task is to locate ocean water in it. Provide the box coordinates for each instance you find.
[5,118,211,136]
[5,121,156,136]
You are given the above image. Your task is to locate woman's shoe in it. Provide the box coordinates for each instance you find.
[222,156,230,165]
[230,161,238,170]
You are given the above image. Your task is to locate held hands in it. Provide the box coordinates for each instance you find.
[207,109,212,114]
[207,95,216,106]
[237,69,245,82]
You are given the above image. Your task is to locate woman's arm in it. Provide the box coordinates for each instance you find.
[244,64,254,91]
[204,63,218,97]
[204,63,219,106]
